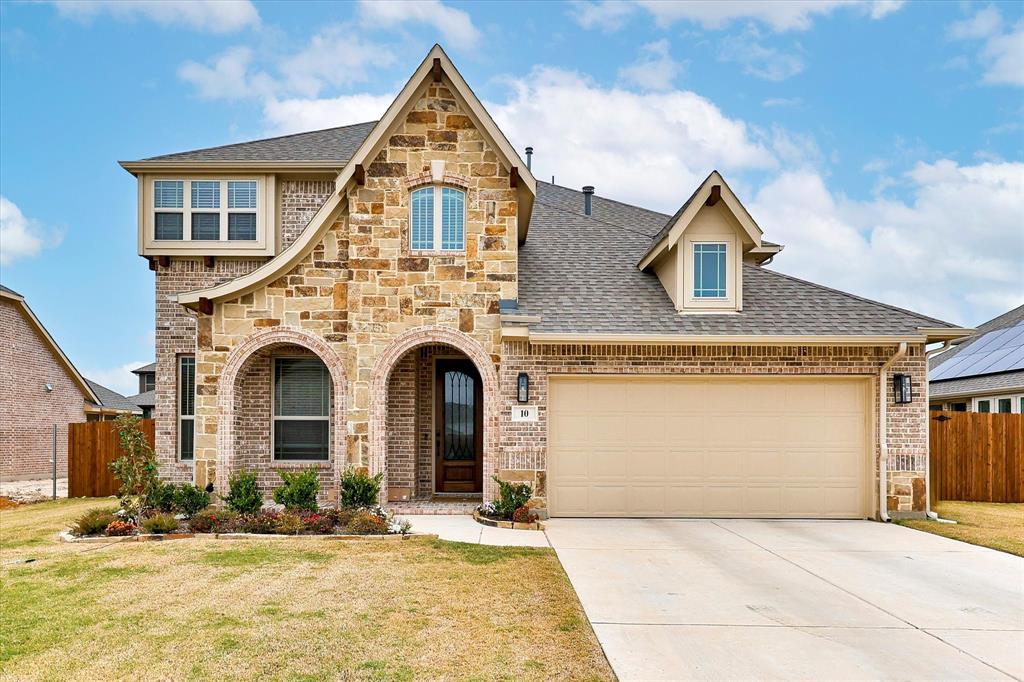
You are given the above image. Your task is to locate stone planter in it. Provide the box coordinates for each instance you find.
[472,510,545,531]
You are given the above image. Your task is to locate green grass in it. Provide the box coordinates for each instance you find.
[0,499,612,681]
[898,501,1024,556]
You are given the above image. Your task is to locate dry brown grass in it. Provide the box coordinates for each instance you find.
[1,498,613,681]
[898,501,1024,557]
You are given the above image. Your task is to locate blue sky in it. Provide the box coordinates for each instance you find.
[1,0,1022,395]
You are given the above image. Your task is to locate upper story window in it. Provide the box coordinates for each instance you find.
[152,178,259,243]
[693,242,728,298]
[410,185,466,252]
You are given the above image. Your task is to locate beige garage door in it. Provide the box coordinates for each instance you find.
[548,376,871,518]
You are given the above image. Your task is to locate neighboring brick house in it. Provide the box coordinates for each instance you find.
[929,304,1024,413]
[0,285,139,481]
[119,46,969,519]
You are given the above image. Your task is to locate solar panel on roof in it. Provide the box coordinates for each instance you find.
[931,320,1024,381]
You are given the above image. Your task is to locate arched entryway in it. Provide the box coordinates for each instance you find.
[216,327,347,497]
[369,327,499,503]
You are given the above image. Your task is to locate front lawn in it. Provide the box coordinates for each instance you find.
[0,498,612,681]
[897,501,1024,557]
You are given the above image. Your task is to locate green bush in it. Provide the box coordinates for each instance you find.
[71,508,117,536]
[492,477,533,520]
[225,470,263,515]
[188,508,236,534]
[346,509,388,535]
[272,468,319,511]
[173,484,211,518]
[147,481,177,513]
[338,467,383,508]
[141,512,179,535]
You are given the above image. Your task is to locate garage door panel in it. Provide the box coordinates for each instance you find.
[549,377,869,518]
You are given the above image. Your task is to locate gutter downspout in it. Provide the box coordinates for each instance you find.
[878,342,907,522]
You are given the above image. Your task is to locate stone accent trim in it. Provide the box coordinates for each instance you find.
[370,326,500,501]
[215,327,347,494]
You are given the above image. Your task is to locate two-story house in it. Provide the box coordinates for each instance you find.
[120,46,969,520]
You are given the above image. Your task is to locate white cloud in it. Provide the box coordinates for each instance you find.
[83,361,149,397]
[485,67,775,211]
[751,160,1024,325]
[948,8,1024,87]
[634,0,901,32]
[357,0,480,49]
[570,0,636,31]
[762,96,802,108]
[178,46,275,100]
[718,28,805,80]
[0,197,62,266]
[617,40,685,91]
[262,93,396,135]
[51,0,259,33]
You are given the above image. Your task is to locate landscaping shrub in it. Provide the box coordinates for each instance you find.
[173,484,210,518]
[71,508,117,536]
[147,481,177,513]
[301,511,336,534]
[224,470,263,515]
[512,506,538,524]
[272,468,319,511]
[338,467,383,508]
[346,510,388,535]
[104,520,137,537]
[141,512,179,535]
[188,508,236,534]
[491,477,533,520]
[274,511,305,535]
[108,415,159,521]
[237,511,280,534]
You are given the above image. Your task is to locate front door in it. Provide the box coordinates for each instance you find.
[435,359,483,493]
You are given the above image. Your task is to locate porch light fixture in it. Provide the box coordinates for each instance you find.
[517,372,530,403]
[893,373,913,405]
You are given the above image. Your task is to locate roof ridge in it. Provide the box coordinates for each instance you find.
[143,120,379,161]
[751,264,957,329]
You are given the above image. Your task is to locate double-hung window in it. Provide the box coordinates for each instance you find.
[409,185,466,251]
[273,358,330,461]
[178,356,195,461]
[693,242,728,298]
[152,179,259,243]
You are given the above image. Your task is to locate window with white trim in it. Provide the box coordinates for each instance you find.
[152,179,259,242]
[409,185,466,251]
[178,356,195,461]
[693,242,728,298]
[272,358,330,461]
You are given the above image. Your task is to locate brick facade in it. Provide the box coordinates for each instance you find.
[498,341,929,514]
[0,298,87,480]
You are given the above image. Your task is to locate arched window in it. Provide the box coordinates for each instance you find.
[410,185,466,251]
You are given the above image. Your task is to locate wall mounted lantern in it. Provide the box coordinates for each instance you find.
[517,372,530,403]
[893,373,913,404]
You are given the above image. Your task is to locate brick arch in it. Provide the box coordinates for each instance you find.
[370,326,500,501]
[216,326,347,495]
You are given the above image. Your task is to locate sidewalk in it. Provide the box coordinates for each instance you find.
[400,514,550,547]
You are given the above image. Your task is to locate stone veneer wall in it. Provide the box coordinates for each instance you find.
[499,341,929,515]
[192,82,518,496]
[0,298,87,480]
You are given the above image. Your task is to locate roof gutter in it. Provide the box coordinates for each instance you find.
[517,332,939,345]
[878,341,907,522]
[118,160,347,175]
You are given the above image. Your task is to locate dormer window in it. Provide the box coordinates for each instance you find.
[693,242,728,298]
[145,177,269,253]
[410,185,466,251]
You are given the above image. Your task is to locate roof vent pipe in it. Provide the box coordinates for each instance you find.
[525,146,533,171]
[583,186,594,216]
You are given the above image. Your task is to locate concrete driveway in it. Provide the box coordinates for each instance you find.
[546,519,1024,681]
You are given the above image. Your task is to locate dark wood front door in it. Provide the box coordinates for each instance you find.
[435,359,483,493]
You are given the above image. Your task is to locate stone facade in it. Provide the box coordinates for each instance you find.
[0,298,88,480]
[498,341,930,514]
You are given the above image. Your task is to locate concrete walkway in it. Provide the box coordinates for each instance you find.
[545,518,1024,681]
[401,514,550,547]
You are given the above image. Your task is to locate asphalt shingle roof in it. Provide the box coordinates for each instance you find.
[126,390,156,408]
[518,183,958,336]
[85,380,142,413]
[132,362,156,374]
[140,121,378,163]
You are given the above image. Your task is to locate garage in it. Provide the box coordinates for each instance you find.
[547,376,872,518]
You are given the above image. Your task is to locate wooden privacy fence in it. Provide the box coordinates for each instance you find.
[930,411,1024,503]
[68,419,155,498]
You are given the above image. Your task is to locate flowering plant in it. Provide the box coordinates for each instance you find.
[105,520,137,537]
